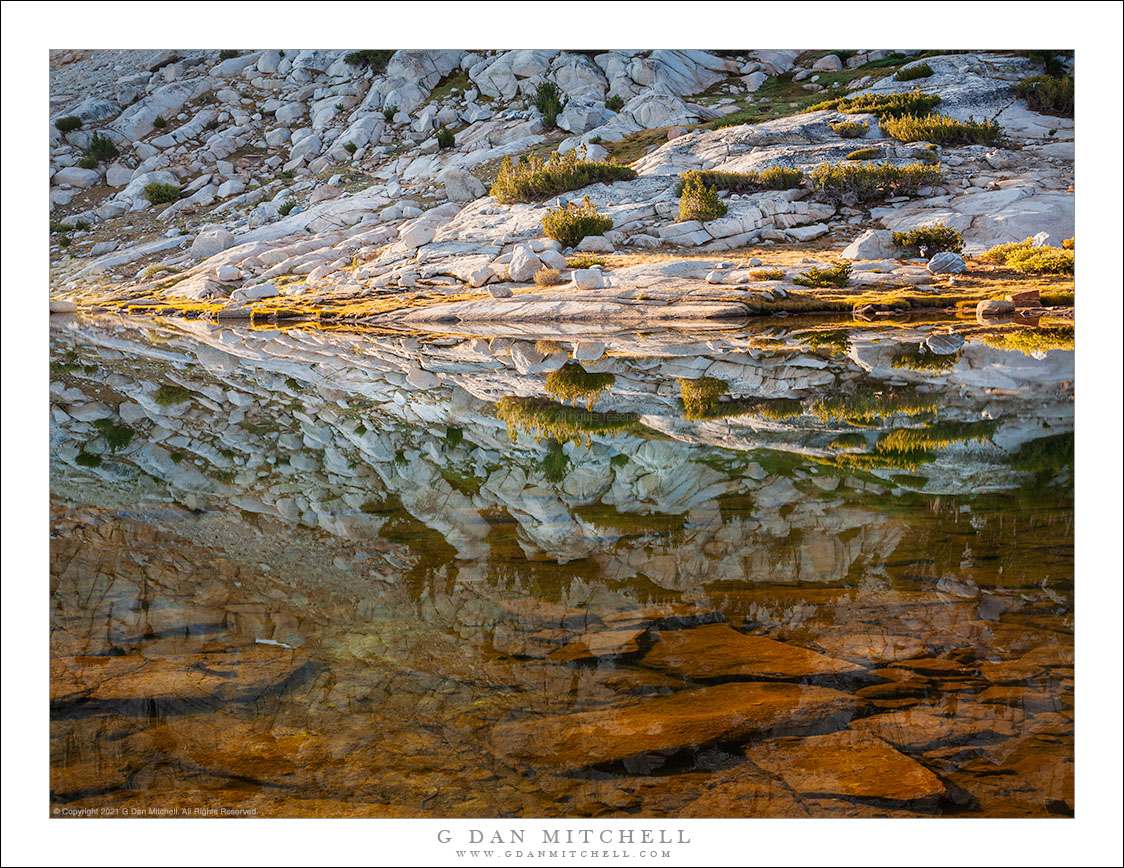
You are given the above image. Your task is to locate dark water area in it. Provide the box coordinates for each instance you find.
[49,314,1074,817]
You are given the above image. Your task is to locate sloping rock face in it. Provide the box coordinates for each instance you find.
[491,682,860,767]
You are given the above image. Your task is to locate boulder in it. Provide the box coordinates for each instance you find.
[575,235,614,253]
[925,332,966,355]
[977,299,1016,317]
[507,243,542,282]
[927,251,966,274]
[190,228,236,259]
[812,54,844,72]
[841,229,898,261]
[441,168,486,202]
[572,268,604,290]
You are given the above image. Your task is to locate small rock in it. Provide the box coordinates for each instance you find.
[977,299,1016,317]
[487,284,513,298]
[575,235,614,253]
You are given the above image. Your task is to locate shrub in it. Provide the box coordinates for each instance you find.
[58,236,71,247]
[678,173,727,222]
[495,396,637,446]
[143,182,181,205]
[876,420,998,453]
[154,384,192,406]
[891,223,963,256]
[679,377,728,421]
[75,451,102,468]
[846,147,881,161]
[78,155,99,170]
[344,50,394,72]
[382,104,398,121]
[344,141,358,154]
[1024,50,1071,79]
[545,363,616,408]
[436,125,455,149]
[605,94,625,112]
[809,161,942,203]
[534,80,566,128]
[792,261,852,288]
[86,132,119,163]
[204,118,221,131]
[540,439,570,482]
[153,115,167,129]
[567,253,605,269]
[829,120,868,138]
[541,196,613,248]
[981,239,1074,275]
[674,166,803,196]
[218,49,241,60]
[55,116,83,133]
[895,62,934,82]
[489,148,637,204]
[890,343,961,373]
[810,387,938,423]
[74,220,90,231]
[533,267,562,286]
[983,326,1074,354]
[1062,237,1074,250]
[882,113,1001,145]
[278,201,298,217]
[93,419,135,452]
[807,88,941,120]
[750,268,785,281]
[1013,75,1074,117]
[50,221,74,233]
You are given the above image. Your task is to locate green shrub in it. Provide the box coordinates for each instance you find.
[750,268,785,281]
[153,115,167,129]
[533,267,562,286]
[589,135,602,144]
[58,235,71,248]
[1007,432,1073,477]
[495,396,637,446]
[890,343,961,373]
[605,94,625,112]
[154,384,192,406]
[78,155,99,170]
[846,147,881,161]
[540,439,571,482]
[891,223,963,256]
[895,62,934,82]
[344,50,394,72]
[829,120,869,138]
[50,221,74,233]
[545,362,615,408]
[1013,75,1074,117]
[807,88,941,120]
[981,239,1074,275]
[678,173,727,222]
[541,196,613,248]
[876,420,998,453]
[830,433,868,450]
[490,148,637,204]
[534,80,566,128]
[143,182,181,205]
[93,419,135,452]
[55,116,83,133]
[674,166,803,196]
[679,377,728,421]
[797,328,853,354]
[86,132,119,163]
[567,253,605,269]
[74,220,90,231]
[75,451,102,468]
[382,104,398,121]
[204,118,221,131]
[792,262,852,289]
[344,141,358,154]
[810,387,938,423]
[1024,51,1071,78]
[277,201,298,217]
[882,113,1001,145]
[809,161,942,203]
[218,49,241,60]
[436,126,455,150]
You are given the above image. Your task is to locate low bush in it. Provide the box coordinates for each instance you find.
[674,166,803,196]
[876,419,998,454]
[153,115,167,129]
[807,88,941,120]
[545,362,616,408]
[78,155,99,170]
[829,120,869,138]
[1013,75,1074,117]
[541,196,613,248]
[204,118,221,131]
[792,261,851,288]
[436,126,455,150]
[1062,237,1074,250]
[382,104,398,121]
[534,80,566,128]
[344,50,394,72]
[50,221,74,233]
[143,182,181,205]
[890,343,961,373]
[58,236,71,247]
[809,161,942,204]
[891,223,963,256]
[846,147,881,161]
[277,201,298,217]
[490,148,637,204]
[678,173,727,222]
[74,220,90,231]
[750,268,785,281]
[344,141,358,154]
[495,396,637,446]
[810,387,938,423]
[882,113,1001,145]
[218,49,241,60]
[566,253,605,269]
[86,132,119,163]
[533,267,562,286]
[679,377,728,421]
[895,62,934,82]
[154,384,192,406]
[981,239,1074,275]
[605,94,625,112]
[55,116,82,133]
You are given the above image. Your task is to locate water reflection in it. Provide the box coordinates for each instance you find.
[50,314,1073,817]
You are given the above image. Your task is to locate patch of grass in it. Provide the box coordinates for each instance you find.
[890,343,962,373]
[895,62,934,82]
[344,50,394,72]
[810,387,938,423]
[144,182,181,205]
[846,147,882,161]
[829,120,869,138]
[750,268,785,281]
[544,362,616,408]
[541,196,614,247]
[495,396,638,446]
[882,112,1002,146]
[678,173,727,222]
[154,384,192,406]
[829,432,868,450]
[807,88,942,120]
[673,167,803,196]
[540,439,571,483]
[982,326,1074,354]
[489,148,637,204]
[92,419,135,452]
[792,261,851,288]
[566,253,605,269]
[797,327,852,353]
[679,377,728,421]
[1013,75,1074,117]
[809,161,942,204]
[534,339,564,356]
[891,223,963,256]
[436,125,455,150]
[981,239,1074,275]
[533,267,562,286]
[55,116,83,133]
[439,466,482,496]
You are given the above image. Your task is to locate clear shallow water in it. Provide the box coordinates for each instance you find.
[49,315,1073,817]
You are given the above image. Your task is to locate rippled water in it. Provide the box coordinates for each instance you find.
[49,314,1074,817]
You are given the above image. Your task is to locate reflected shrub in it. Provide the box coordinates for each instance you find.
[544,362,616,408]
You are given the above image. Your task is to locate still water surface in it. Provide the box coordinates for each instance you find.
[49,314,1073,817]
